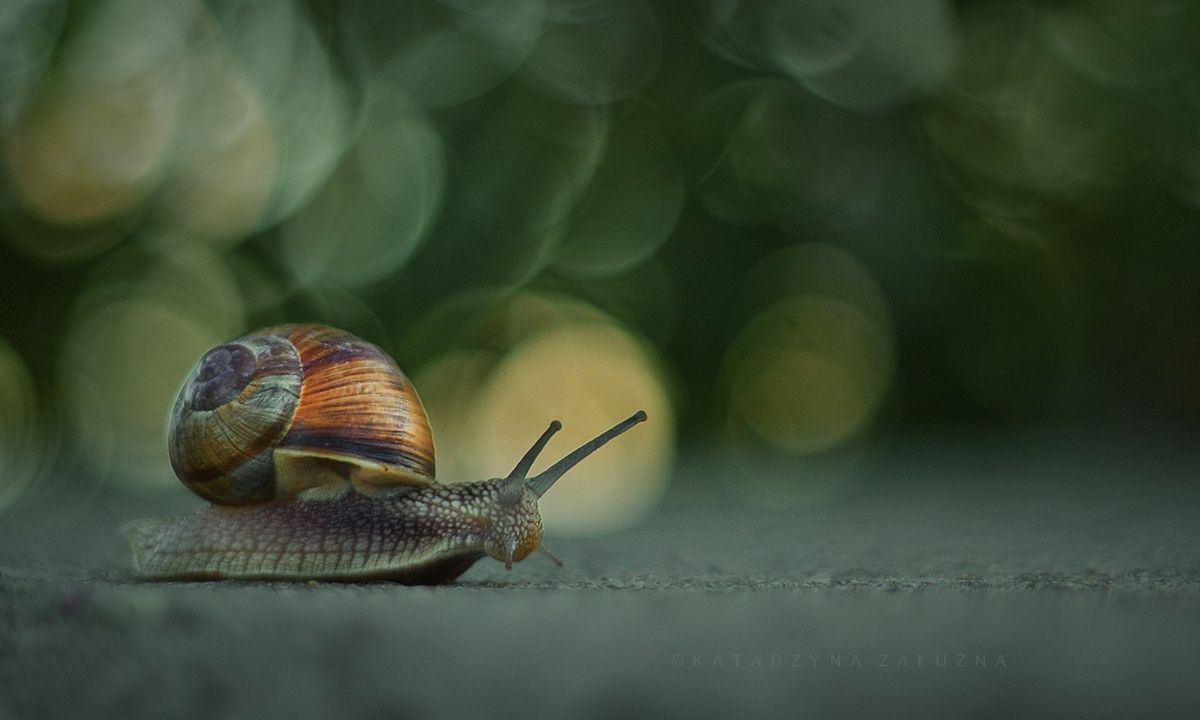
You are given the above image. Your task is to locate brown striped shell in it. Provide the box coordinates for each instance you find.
[168,324,436,506]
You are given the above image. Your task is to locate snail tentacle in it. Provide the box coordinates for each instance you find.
[527,410,648,498]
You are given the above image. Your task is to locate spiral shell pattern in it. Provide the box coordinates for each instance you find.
[168,324,436,505]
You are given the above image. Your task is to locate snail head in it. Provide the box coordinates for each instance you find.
[484,411,647,569]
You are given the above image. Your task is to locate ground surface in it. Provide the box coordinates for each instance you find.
[2,432,1199,718]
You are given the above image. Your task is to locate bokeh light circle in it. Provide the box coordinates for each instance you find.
[687,80,886,231]
[720,244,894,507]
[413,294,675,535]
[60,247,245,491]
[350,0,546,109]
[727,297,892,455]
[788,0,959,110]
[0,335,45,514]
[155,31,279,244]
[554,103,684,277]
[5,0,192,226]
[523,0,662,105]
[281,99,445,288]
[0,0,68,129]
[764,0,870,77]
[471,323,674,534]
[455,89,611,283]
[213,0,351,227]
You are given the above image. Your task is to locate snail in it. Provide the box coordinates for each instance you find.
[123,323,647,584]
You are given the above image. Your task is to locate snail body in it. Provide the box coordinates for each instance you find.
[125,323,647,583]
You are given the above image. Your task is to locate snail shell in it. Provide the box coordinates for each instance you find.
[168,324,435,505]
[128,322,647,583]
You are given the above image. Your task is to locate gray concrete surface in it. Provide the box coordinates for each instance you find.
[2,434,1199,717]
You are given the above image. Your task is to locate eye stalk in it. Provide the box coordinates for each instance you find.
[500,419,562,505]
[490,410,648,569]
[501,410,648,501]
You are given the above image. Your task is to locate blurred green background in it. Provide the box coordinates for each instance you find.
[2,0,1199,532]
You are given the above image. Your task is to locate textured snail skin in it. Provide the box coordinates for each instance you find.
[124,481,543,583]
[135,321,648,583]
